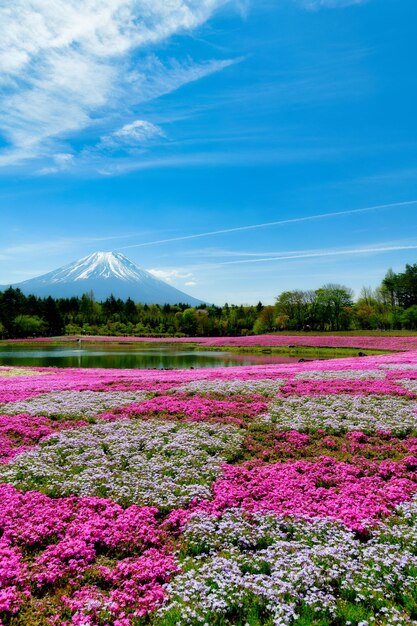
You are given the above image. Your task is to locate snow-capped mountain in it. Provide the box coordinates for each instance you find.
[2,252,205,305]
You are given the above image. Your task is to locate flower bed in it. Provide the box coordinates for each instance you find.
[203,457,417,532]
[0,483,177,624]
[0,420,243,509]
[1,350,417,624]
[102,393,270,427]
[160,506,417,626]
[3,389,150,417]
[262,394,417,434]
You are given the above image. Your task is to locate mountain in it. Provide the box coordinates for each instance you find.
[1,251,205,305]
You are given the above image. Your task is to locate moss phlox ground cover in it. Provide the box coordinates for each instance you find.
[2,349,417,624]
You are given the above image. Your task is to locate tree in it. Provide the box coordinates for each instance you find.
[253,306,276,334]
[401,306,417,330]
[195,309,210,336]
[381,265,417,309]
[275,290,315,330]
[13,315,46,338]
[314,284,354,331]
[0,287,26,336]
[79,292,100,325]
[124,298,138,324]
[102,294,125,319]
[43,296,65,336]
[355,287,390,330]
[381,269,398,307]
[275,314,290,330]
[180,308,198,335]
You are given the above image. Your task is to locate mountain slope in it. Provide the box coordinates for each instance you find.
[1,252,205,305]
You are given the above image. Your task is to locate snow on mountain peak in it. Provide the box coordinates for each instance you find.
[48,251,149,283]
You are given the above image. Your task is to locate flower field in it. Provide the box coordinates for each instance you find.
[2,349,417,625]
[9,333,417,351]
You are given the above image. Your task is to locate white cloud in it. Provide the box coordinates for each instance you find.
[0,0,238,169]
[148,268,197,285]
[54,153,74,166]
[99,119,165,151]
[114,120,164,142]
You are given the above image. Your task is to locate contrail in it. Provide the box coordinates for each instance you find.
[117,200,417,250]
[217,244,417,266]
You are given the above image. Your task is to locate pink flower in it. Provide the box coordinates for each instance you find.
[204,457,417,533]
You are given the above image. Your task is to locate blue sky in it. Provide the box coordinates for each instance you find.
[0,0,416,304]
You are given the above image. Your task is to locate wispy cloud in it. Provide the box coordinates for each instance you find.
[0,232,145,260]
[0,0,371,174]
[216,243,417,266]
[154,241,417,273]
[0,0,239,170]
[41,57,240,175]
[93,144,340,176]
[37,152,75,175]
[299,0,368,9]
[117,200,417,249]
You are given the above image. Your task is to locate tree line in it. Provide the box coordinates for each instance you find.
[0,289,260,338]
[1,263,417,338]
[273,263,417,332]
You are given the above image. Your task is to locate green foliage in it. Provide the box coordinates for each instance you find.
[274,266,417,332]
[13,314,46,338]
[0,288,258,338]
[382,264,417,308]
[400,305,417,330]
[275,284,354,331]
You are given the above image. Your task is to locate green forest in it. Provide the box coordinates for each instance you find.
[1,264,417,338]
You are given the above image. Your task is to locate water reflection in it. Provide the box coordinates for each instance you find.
[0,344,318,369]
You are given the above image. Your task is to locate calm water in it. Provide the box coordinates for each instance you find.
[0,344,316,369]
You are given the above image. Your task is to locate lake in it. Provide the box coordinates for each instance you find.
[0,344,321,369]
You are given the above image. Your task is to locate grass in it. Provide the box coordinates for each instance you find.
[192,345,390,358]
